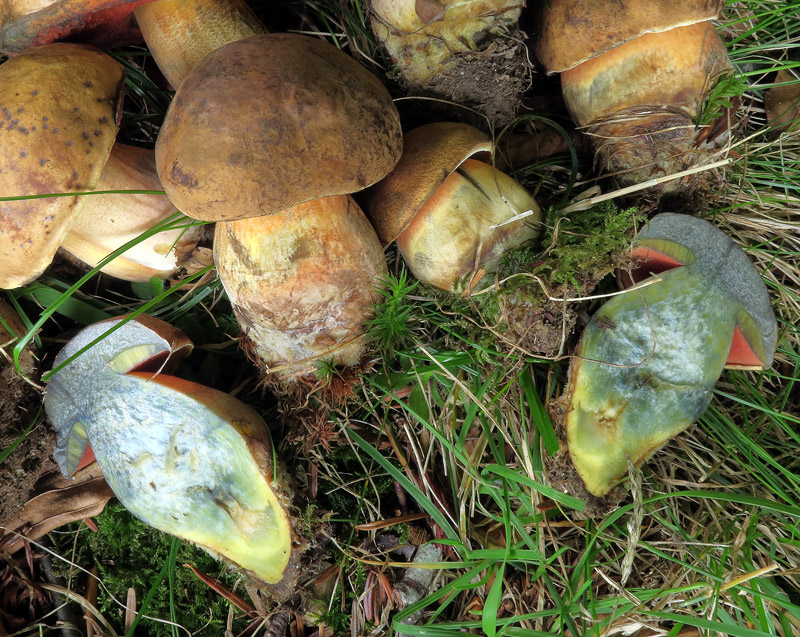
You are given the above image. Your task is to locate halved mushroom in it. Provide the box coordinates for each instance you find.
[214,195,388,380]
[537,0,733,191]
[367,122,541,293]
[563,213,777,496]
[0,43,124,289]
[155,33,403,222]
[44,316,297,585]
[60,143,206,281]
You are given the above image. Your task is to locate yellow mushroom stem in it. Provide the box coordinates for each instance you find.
[133,0,266,88]
[213,195,387,380]
[561,20,733,187]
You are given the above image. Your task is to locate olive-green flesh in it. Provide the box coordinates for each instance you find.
[566,266,737,496]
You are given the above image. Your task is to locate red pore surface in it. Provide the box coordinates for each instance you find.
[1,0,153,53]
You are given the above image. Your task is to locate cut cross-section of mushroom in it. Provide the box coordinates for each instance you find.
[44,316,297,585]
[0,43,124,289]
[563,214,777,497]
[367,122,541,293]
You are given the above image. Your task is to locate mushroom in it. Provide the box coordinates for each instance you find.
[60,143,207,281]
[133,0,266,89]
[367,122,542,293]
[155,33,403,222]
[0,0,150,53]
[537,0,733,191]
[765,68,800,135]
[0,43,124,289]
[369,0,528,124]
[214,195,388,380]
[563,213,777,497]
[44,315,298,585]
[154,33,401,379]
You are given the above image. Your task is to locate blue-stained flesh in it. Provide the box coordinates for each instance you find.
[47,320,176,477]
[566,266,737,496]
[43,318,292,583]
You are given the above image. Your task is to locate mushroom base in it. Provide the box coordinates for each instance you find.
[587,107,730,195]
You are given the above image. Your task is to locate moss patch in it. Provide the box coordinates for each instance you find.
[53,502,252,635]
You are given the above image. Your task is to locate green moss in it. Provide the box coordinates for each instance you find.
[537,202,643,287]
[472,202,643,321]
[56,503,251,636]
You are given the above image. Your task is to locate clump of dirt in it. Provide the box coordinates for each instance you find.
[394,32,532,130]
[0,301,51,527]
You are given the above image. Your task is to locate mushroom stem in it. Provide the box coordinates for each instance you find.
[537,1,734,193]
[60,143,205,281]
[213,195,388,380]
[133,0,266,88]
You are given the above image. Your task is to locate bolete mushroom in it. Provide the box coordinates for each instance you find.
[153,33,401,380]
[765,68,800,135]
[0,0,150,53]
[155,33,402,222]
[214,195,388,380]
[367,122,542,293]
[563,213,777,497]
[44,315,298,585]
[537,0,733,191]
[0,43,124,289]
[60,143,206,281]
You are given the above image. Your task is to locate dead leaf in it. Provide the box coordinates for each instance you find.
[184,563,258,617]
[415,0,446,25]
[765,69,800,134]
[0,463,113,555]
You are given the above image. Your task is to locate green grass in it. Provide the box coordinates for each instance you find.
[2,1,800,635]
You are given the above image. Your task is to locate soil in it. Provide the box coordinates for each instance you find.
[394,31,533,131]
[0,302,52,527]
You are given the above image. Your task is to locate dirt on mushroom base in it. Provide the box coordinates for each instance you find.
[394,33,532,129]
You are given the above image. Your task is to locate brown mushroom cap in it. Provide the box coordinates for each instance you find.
[155,33,403,222]
[0,43,124,290]
[536,0,724,74]
[0,0,152,53]
[365,122,492,245]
